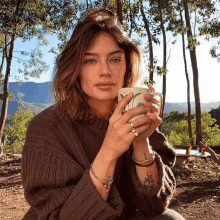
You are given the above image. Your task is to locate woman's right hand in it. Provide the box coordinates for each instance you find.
[101,92,151,162]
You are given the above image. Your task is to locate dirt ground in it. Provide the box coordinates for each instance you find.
[0,154,220,220]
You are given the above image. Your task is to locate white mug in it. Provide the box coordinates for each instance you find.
[118,87,162,122]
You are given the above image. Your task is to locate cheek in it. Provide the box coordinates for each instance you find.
[79,69,92,86]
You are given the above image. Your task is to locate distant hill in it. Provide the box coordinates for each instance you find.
[8,82,53,103]
[164,102,189,114]
[0,82,219,116]
[163,101,220,114]
[0,100,52,115]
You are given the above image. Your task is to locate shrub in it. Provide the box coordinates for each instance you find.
[167,111,220,146]
[2,108,34,155]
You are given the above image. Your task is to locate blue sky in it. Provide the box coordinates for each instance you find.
[10,34,220,103]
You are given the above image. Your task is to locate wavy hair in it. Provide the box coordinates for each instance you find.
[52,8,142,122]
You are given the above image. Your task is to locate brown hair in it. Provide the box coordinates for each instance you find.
[52,8,142,122]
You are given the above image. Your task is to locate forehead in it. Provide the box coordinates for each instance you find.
[86,32,124,53]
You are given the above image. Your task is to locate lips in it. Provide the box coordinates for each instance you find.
[95,81,116,86]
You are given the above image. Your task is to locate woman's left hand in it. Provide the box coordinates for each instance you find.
[132,83,162,144]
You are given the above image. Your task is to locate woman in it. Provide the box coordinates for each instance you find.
[22,9,185,220]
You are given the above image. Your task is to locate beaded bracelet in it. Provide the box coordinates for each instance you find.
[90,163,114,192]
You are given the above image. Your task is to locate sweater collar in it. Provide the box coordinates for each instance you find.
[88,117,109,131]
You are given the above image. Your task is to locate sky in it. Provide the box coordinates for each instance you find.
[10,34,220,104]
[151,39,220,103]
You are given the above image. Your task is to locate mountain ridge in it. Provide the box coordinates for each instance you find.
[1,82,219,115]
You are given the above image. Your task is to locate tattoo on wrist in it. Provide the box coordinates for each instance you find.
[143,173,155,191]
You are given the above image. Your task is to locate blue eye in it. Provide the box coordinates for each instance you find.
[85,59,95,64]
[111,58,121,63]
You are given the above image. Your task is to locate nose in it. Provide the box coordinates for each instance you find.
[99,61,111,77]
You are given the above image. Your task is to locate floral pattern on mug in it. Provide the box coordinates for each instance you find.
[137,102,143,107]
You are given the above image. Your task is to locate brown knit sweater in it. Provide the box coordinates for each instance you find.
[21,106,176,220]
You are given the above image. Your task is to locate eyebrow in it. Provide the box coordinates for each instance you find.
[84,50,124,56]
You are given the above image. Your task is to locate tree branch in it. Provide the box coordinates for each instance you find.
[13,56,32,61]
[4,35,8,60]
[200,141,220,165]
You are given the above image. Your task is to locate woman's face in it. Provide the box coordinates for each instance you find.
[79,32,126,107]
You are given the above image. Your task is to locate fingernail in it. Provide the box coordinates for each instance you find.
[128,92,133,96]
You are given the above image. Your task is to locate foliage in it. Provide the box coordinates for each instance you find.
[0,0,82,144]
[2,108,34,155]
[166,119,189,145]
[161,111,192,135]
[0,0,219,148]
[167,111,220,146]
[209,106,220,127]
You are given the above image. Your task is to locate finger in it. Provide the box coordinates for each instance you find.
[125,115,151,133]
[127,124,150,139]
[114,92,134,116]
[120,105,150,124]
[144,94,160,106]
[148,83,155,92]
[149,113,162,127]
[143,102,159,115]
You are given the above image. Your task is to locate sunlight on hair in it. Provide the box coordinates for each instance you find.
[134,54,148,88]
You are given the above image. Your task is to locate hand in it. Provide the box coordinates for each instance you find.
[132,83,162,144]
[101,92,151,161]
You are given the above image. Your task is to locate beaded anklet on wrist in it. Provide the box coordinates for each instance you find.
[90,163,114,192]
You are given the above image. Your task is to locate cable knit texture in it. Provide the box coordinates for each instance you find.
[21,106,176,220]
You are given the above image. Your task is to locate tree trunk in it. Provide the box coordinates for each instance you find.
[0,50,5,75]
[0,34,16,148]
[128,0,133,36]
[183,0,202,144]
[159,7,166,119]
[117,0,123,24]
[0,0,20,151]
[179,0,193,145]
[139,0,154,81]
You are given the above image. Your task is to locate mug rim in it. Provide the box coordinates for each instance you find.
[118,87,150,90]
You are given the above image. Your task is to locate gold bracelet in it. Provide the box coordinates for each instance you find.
[90,163,114,192]
[132,151,155,167]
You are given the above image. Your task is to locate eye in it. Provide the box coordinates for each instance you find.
[84,59,95,64]
[111,58,121,63]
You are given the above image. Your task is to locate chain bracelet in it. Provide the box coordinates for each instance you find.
[90,163,114,192]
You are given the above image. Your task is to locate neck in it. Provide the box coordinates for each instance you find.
[89,99,116,120]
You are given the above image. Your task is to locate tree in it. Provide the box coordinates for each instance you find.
[139,0,155,82]
[209,106,220,127]
[161,111,190,135]
[167,111,220,146]
[0,0,81,152]
[199,6,220,62]
[3,107,34,154]
[181,0,218,144]
[148,0,175,117]
[0,0,49,150]
[177,0,193,145]
[117,0,123,23]
[182,0,202,144]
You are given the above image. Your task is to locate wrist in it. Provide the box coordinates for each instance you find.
[98,147,118,165]
[133,138,153,160]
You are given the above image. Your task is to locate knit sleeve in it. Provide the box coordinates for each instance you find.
[149,129,176,167]
[122,131,176,218]
[22,145,125,220]
[21,111,125,220]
